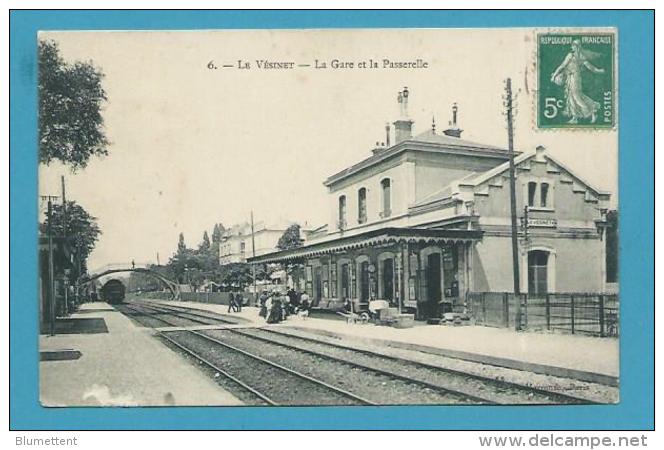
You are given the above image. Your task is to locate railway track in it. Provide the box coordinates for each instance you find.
[119,302,375,405]
[203,328,592,405]
[163,329,375,406]
[251,327,597,405]
[118,300,601,405]
[116,303,180,328]
[130,300,244,324]
[121,301,238,327]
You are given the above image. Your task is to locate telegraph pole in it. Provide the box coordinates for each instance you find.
[250,211,257,298]
[505,78,522,330]
[61,176,68,314]
[47,199,56,336]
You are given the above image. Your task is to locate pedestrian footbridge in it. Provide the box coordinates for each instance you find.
[79,263,181,300]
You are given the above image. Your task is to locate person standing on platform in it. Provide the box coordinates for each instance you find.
[259,291,269,318]
[300,290,310,312]
[282,292,291,320]
[287,287,299,312]
[228,291,237,313]
[235,291,243,312]
[267,293,283,324]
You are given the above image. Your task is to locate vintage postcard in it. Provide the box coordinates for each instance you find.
[37,28,619,407]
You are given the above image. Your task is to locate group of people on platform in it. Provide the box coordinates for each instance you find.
[258,287,311,324]
[226,291,244,313]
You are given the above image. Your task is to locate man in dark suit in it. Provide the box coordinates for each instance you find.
[228,292,237,313]
[235,291,243,312]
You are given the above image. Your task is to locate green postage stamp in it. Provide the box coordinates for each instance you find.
[537,32,615,129]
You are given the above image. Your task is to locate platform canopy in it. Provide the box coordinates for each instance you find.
[247,227,482,264]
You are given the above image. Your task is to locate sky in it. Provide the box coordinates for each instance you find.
[38,29,618,272]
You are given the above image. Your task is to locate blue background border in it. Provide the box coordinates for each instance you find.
[9,10,654,430]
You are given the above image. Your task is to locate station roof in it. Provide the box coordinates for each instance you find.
[247,227,482,264]
[324,130,514,188]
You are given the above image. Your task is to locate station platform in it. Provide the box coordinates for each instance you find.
[39,302,242,407]
[154,300,619,384]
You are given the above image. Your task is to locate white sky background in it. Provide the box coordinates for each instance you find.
[38,29,618,271]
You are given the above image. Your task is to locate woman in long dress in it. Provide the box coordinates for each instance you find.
[550,39,605,124]
[266,295,283,324]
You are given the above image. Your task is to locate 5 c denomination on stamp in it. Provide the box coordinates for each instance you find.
[537,32,615,129]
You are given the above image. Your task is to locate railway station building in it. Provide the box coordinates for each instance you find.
[249,89,612,320]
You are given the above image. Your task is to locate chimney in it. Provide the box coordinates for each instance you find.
[443,102,463,138]
[393,86,413,144]
[385,123,391,147]
[372,141,386,155]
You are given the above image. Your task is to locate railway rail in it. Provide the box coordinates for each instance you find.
[130,300,243,324]
[249,327,598,405]
[117,299,604,406]
[203,328,591,405]
[120,301,238,327]
[118,302,376,405]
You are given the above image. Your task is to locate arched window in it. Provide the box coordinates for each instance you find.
[381,178,392,218]
[358,188,367,224]
[338,195,347,229]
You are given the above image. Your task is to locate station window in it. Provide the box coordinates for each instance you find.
[338,195,347,229]
[381,178,392,217]
[540,183,550,208]
[527,181,554,209]
[528,182,537,207]
[358,188,367,224]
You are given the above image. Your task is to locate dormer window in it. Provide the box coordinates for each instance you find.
[381,178,392,218]
[540,183,550,208]
[526,180,554,209]
[528,182,537,207]
[358,188,367,224]
[338,195,347,229]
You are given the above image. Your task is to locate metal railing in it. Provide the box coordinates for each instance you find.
[467,292,619,337]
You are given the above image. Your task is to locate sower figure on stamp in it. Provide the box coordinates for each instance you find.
[550,39,605,124]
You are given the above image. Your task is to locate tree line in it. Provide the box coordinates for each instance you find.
[128,223,304,293]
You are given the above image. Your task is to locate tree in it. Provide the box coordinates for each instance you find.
[212,223,223,242]
[199,231,211,253]
[276,224,305,288]
[38,39,109,170]
[277,224,303,250]
[220,263,253,289]
[177,233,187,255]
[211,223,223,257]
[40,200,101,269]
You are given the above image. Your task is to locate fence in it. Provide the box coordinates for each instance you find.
[128,291,257,306]
[179,291,257,306]
[467,292,619,337]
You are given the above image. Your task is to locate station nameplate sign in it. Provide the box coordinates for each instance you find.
[527,218,557,228]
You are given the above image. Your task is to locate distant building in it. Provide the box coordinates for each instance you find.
[250,88,612,318]
[219,220,315,265]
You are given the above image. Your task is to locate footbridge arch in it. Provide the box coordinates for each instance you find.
[79,267,181,300]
